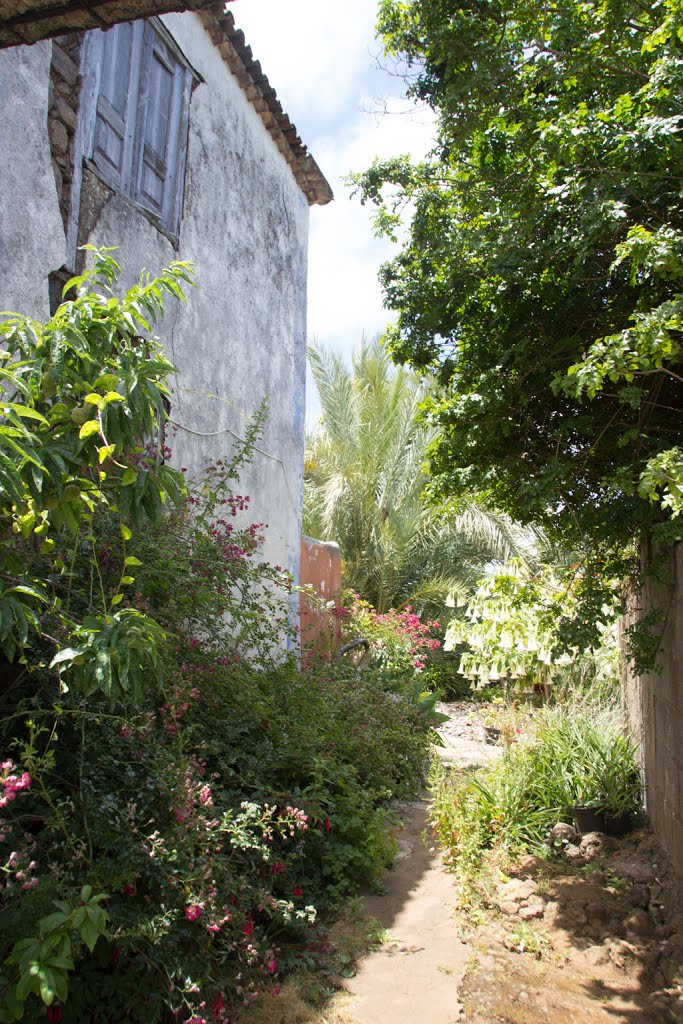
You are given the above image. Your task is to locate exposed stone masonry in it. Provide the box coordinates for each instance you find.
[48,33,83,233]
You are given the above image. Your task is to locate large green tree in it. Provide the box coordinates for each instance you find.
[305,340,531,611]
[354,0,683,551]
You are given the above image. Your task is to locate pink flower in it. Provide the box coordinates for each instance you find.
[266,958,278,975]
[324,818,331,832]
[271,861,284,875]
[185,904,203,922]
[199,785,213,806]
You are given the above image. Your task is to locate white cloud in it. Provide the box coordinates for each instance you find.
[231,0,382,124]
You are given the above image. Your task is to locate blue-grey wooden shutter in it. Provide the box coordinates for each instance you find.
[92,22,142,185]
[134,22,192,231]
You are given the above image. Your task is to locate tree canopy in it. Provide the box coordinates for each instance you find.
[305,340,532,612]
[354,0,683,552]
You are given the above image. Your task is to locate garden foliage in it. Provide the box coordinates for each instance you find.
[0,257,434,1022]
[445,559,620,691]
[354,0,683,551]
[305,340,535,614]
[430,704,641,898]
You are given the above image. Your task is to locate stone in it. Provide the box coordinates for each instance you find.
[606,852,657,883]
[579,832,610,861]
[499,878,538,901]
[564,843,586,865]
[519,903,545,921]
[549,822,577,845]
[55,97,77,132]
[584,944,610,966]
[623,909,653,937]
[500,900,520,916]
[51,42,79,86]
[51,159,62,196]
[516,854,546,877]
[48,118,68,156]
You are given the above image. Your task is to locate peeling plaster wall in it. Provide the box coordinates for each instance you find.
[0,40,66,318]
[82,10,309,593]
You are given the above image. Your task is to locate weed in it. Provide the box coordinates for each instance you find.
[506,922,549,956]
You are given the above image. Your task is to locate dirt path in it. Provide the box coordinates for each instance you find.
[337,795,467,1024]
[244,701,683,1024]
[333,702,498,1024]
[333,701,683,1024]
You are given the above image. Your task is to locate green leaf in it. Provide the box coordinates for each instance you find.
[124,556,142,567]
[111,594,124,606]
[79,419,101,440]
[121,467,138,486]
[120,524,132,541]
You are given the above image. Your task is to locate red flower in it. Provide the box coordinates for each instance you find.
[213,994,225,1018]
[324,818,331,832]
[243,917,255,936]
[123,881,137,896]
[292,885,303,897]
[47,1008,63,1023]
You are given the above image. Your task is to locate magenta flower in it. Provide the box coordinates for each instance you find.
[185,904,203,922]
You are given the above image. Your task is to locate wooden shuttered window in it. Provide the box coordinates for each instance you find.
[90,19,194,236]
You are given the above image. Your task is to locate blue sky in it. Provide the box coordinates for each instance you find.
[230,0,435,420]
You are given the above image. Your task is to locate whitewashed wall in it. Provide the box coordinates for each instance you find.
[0,41,66,319]
[0,12,310,597]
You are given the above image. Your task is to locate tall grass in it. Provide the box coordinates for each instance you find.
[430,700,642,893]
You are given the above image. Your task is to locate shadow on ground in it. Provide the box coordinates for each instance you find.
[460,829,683,1024]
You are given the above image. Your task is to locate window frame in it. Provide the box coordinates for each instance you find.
[78,17,196,241]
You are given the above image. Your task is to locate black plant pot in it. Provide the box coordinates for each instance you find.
[604,811,634,837]
[572,805,607,834]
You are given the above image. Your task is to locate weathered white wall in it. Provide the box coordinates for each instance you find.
[81,11,309,591]
[0,41,66,319]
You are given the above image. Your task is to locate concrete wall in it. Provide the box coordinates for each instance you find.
[0,40,66,318]
[299,536,342,654]
[621,543,683,878]
[0,11,310,591]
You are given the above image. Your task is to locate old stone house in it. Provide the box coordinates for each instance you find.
[0,0,332,592]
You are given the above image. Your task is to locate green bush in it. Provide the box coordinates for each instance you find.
[430,704,642,891]
[0,260,433,1023]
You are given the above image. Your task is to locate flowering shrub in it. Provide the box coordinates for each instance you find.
[444,559,620,693]
[341,594,441,673]
[0,257,433,1022]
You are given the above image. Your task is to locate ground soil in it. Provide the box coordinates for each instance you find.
[243,701,683,1024]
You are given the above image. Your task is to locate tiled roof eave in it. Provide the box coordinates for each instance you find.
[0,0,214,47]
[199,3,333,207]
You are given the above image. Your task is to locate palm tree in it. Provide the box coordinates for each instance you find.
[305,339,531,613]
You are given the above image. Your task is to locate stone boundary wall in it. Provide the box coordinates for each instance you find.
[299,536,342,656]
[621,542,683,878]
